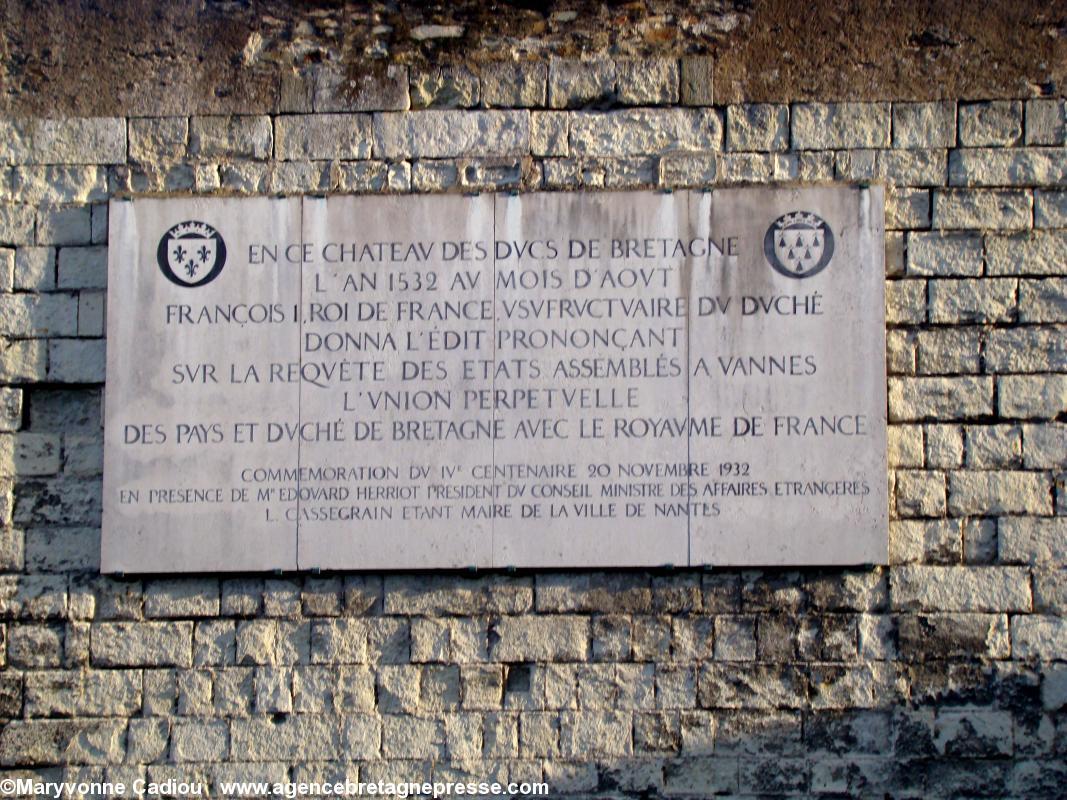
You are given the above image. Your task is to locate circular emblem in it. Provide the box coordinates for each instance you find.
[763,211,835,279]
[157,221,227,288]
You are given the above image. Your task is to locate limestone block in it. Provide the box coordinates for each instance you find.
[128,117,188,162]
[13,247,54,291]
[907,232,983,276]
[144,579,220,618]
[948,471,1053,516]
[933,190,1031,231]
[0,293,78,336]
[548,59,616,109]
[559,710,633,756]
[890,566,1031,612]
[0,719,126,766]
[13,166,109,205]
[0,204,35,245]
[1035,190,1067,228]
[230,715,342,760]
[530,111,568,157]
[679,56,715,106]
[986,232,1067,276]
[791,103,891,149]
[380,715,445,759]
[894,471,946,517]
[949,148,1067,187]
[36,206,91,246]
[90,621,192,667]
[482,62,547,108]
[615,59,679,105]
[958,101,1023,146]
[725,104,788,151]
[985,327,1066,372]
[928,278,1016,323]
[311,619,368,664]
[29,118,126,165]
[409,66,479,109]
[999,518,1067,565]
[536,573,651,613]
[569,109,721,156]
[189,116,272,159]
[888,376,993,421]
[312,64,410,112]
[1025,99,1066,145]
[56,246,106,289]
[893,101,956,147]
[273,114,372,160]
[373,110,529,159]
[47,339,106,383]
[997,374,1067,419]
[1012,616,1067,659]
[491,616,589,661]
[1022,423,1067,468]
[964,425,1022,468]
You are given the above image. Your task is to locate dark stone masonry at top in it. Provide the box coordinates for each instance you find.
[0,1,1064,798]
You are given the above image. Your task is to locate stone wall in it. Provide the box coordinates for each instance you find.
[0,23,1066,800]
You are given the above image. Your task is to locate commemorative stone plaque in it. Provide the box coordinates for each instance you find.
[103,187,887,572]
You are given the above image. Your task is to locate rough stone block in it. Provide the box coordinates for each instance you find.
[189,116,272,159]
[959,101,1023,146]
[530,111,569,157]
[56,246,106,289]
[231,714,341,760]
[986,232,1067,276]
[128,117,188,162]
[949,148,1067,187]
[1022,423,1067,468]
[373,110,528,159]
[679,56,715,106]
[313,64,409,112]
[14,247,55,290]
[948,470,1053,516]
[548,59,616,109]
[1025,99,1066,145]
[570,108,721,156]
[274,114,372,160]
[997,374,1067,419]
[999,518,1067,565]
[409,66,479,109]
[482,62,547,108]
[36,206,91,246]
[1012,616,1067,659]
[791,103,891,149]
[915,328,980,375]
[928,278,1016,323]
[616,59,679,105]
[13,166,108,205]
[491,616,589,662]
[559,710,632,756]
[906,232,983,276]
[380,715,445,759]
[91,621,192,667]
[536,573,651,613]
[893,101,956,148]
[933,190,1032,231]
[891,566,1031,611]
[144,579,220,617]
[898,614,1010,660]
[0,292,78,336]
[29,118,126,165]
[47,339,106,383]
[985,327,1066,372]
[0,204,36,245]
[888,376,992,421]
[1035,190,1067,228]
[726,104,789,151]
[0,719,126,766]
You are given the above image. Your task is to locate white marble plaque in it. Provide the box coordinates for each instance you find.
[102,188,887,572]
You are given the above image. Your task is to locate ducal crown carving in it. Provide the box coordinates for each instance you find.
[776,212,823,229]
